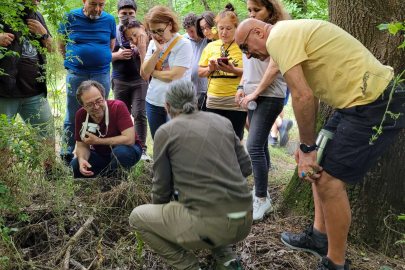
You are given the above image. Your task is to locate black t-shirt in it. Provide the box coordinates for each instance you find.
[15,12,51,98]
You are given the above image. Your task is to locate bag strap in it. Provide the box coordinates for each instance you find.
[155,36,182,70]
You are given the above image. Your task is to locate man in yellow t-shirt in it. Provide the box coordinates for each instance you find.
[235,18,405,270]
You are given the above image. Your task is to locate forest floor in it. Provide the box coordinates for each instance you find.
[1,100,404,270]
[1,155,404,270]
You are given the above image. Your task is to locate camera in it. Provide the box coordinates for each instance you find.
[86,123,99,135]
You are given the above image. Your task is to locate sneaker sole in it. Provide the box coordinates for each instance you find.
[280,237,324,259]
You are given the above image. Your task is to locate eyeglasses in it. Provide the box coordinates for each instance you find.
[149,23,170,37]
[239,28,254,54]
[200,26,211,32]
[84,98,104,109]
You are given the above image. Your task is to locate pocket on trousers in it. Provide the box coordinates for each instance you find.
[328,123,373,168]
[175,214,212,250]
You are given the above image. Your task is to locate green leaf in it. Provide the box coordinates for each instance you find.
[388,23,399,35]
[380,266,393,270]
[377,23,390,30]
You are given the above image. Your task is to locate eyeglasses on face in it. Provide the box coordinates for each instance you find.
[84,98,104,109]
[149,23,170,36]
[200,26,211,32]
[239,28,254,54]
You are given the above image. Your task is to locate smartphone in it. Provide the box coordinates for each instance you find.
[217,57,229,65]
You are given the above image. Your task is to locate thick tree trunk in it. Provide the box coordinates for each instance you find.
[283,0,405,256]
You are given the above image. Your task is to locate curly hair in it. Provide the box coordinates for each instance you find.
[248,0,290,24]
[119,20,144,42]
[181,13,198,29]
[215,3,239,28]
[196,11,216,39]
[144,6,180,33]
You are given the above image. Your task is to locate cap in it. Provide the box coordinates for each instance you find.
[117,0,137,11]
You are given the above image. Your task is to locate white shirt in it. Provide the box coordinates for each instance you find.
[145,33,193,107]
[242,54,286,98]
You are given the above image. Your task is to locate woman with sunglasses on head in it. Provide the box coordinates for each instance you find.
[141,6,193,139]
[196,11,219,42]
[198,3,246,142]
[235,0,290,222]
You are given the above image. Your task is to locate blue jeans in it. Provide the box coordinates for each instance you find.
[61,69,111,158]
[0,92,54,139]
[70,144,142,178]
[247,96,284,198]
[145,101,169,140]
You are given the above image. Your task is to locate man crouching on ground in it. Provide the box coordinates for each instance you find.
[71,80,143,178]
[129,80,253,270]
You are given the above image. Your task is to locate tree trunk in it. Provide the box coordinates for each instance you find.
[168,0,173,9]
[283,0,405,256]
[201,0,210,11]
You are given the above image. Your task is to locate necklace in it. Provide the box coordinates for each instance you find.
[220,39,234,58]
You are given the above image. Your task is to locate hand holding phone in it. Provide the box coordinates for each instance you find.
[217,57,229,65]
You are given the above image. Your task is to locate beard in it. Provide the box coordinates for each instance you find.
[89,14,100,20]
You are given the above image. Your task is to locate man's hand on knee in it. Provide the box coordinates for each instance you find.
[297,148,323,183]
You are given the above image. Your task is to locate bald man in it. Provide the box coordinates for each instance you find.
[235,18,405,270]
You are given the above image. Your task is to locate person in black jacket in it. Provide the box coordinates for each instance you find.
[0,0,56,170]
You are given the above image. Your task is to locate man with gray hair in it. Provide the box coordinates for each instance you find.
[129,80,253,270]
[182,13,208,110]
[70,80,142,178]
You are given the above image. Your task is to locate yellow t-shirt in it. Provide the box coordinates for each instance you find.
[266,19,394,109]
[199,40,243,97]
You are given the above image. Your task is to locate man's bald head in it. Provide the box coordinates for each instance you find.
[235,18,272,61]
[235,18,267,44]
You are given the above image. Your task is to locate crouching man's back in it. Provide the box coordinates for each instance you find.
[129,79,253,270]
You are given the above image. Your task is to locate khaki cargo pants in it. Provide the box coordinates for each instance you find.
[129,201,253,270]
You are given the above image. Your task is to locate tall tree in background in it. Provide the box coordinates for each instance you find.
[283,0,405,256]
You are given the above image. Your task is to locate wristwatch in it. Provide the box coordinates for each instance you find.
[300,143,317,153]
[40,33,49,40]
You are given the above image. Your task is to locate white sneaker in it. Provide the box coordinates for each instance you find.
[251,187,271,200]
[141,150,151,161]
[253,197,273,222]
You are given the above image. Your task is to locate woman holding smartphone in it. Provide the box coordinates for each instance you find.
[141,6,193,139]
[235,0,290,221]
[198,3,245,141]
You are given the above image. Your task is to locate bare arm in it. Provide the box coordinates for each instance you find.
[57,38,66,59]
[82,127,135,147]
[110,39,115,52]
[251,57,279,97]
[76,141,93,177]
[151,66,187,83]
[141,47,162,75]
[283,63,316,145]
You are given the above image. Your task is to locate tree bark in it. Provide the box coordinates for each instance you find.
[283,0,405,256]
[201,0,210,11]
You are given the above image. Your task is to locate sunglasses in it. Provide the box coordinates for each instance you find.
[239,28,254,54]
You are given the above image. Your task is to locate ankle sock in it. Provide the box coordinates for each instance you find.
[223,259,236,267]
[313,227,328,239]
[334,264,345,270]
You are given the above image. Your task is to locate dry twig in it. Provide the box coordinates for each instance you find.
[54,216,94,265]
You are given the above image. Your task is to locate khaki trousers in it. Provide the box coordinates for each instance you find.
[129,202,253,270]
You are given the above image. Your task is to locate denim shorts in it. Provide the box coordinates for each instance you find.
[322,81,405,185]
